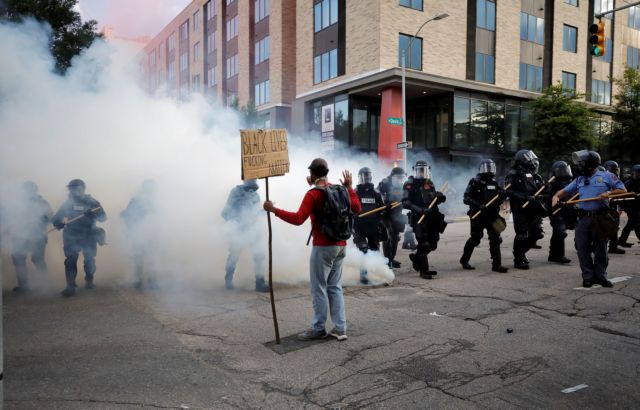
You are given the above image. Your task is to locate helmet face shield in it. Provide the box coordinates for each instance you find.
[358,170,373,185]
[479,161,496,175]
[555,164,572,178]
[391,175,405,187]
[414,164,431,180]
[571,150,589,165]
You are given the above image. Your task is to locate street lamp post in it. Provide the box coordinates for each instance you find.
[401,12,449,172]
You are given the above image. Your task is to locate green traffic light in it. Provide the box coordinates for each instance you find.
[591,46,601,56]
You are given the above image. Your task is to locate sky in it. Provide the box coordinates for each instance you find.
[77,0,191,39]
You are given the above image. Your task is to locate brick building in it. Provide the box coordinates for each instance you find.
[141,0,640,166]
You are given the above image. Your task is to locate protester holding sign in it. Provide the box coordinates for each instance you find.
[263,158,361,341]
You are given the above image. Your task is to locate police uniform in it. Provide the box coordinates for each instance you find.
[461,174,507,271]
[402,177,446,278]
[563,170,625,284]
[52,194,106,293]
[547,176,574,263]
[354,182,385,282]
[378,175,407,266]
[505,168,547,268]
[619,177,640,246]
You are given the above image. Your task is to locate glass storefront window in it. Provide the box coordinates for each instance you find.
[454,97,470,148]
[520,105,534,146]
[352,108,368,150]
[505,104,520,152]
[470,99,488,150]
[487,101,505,151]
[334,97,349,145]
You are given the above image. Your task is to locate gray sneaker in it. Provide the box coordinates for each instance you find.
[297,328,328,341]
[330,328,348,341]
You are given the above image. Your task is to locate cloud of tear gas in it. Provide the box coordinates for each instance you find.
[0,20,395,294]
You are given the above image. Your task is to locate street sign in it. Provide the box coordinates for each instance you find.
[240,129,290,180]
[396,141,413,149]
[387,117,403,126]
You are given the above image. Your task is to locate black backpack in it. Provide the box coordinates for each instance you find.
[313,185,354,241]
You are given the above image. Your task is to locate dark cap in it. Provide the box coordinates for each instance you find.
[308,158,329,176]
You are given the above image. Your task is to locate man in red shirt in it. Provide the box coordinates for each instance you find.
[263,158,361,341]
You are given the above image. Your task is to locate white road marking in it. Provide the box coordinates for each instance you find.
[573,276,633,290]
[561,384,588,394]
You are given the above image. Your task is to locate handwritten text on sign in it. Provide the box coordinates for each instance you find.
[241,129,290,179]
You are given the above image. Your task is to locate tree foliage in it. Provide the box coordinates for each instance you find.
[2,0,102,74]
[525,83,596,166]
[610,67,640,162]
[240,99,259,128]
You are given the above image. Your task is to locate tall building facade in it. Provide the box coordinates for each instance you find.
[142,0,640,166]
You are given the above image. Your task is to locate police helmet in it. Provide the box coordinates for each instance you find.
[390,167,405,177]
[551,160,572,179]
[358,167,373,185]
[515,149,539,172]
[572,150,601,167]
[603,160,620,176]
[478,159,496,175]
[413,160,431,180]
[67,179,85,189]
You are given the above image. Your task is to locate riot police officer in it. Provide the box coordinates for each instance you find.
[2,181,52,293]
[619,164,640,247]
[547,161,574,264]
[553,150,626,288]
[378,167,407,268]
[222,179,269,292]
[460,159,509,273]
[52,179,107,297]
[403,160,447,279]
[354,167,385,284]
[505,149,547,270]
[603,160,626,254]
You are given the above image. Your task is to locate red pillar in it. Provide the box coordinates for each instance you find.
[378,87,404,166]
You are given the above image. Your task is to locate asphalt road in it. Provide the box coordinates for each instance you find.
[4,219,640,409]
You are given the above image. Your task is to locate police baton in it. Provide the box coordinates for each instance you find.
[522,176,555,209]
[358,201,401,218]
[471,183,511,220]
[565,192,634,205]
[418,181,448,225]
[47,207,102,233]
[551,193,579,215]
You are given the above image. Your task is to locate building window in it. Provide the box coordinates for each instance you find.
[180,22,189,41]
[313,48,338,84]
[595,0,614,20]
[226,15,238,40]
[399,0,422,11]
[149,50,156,66]
[562,71,576,94]
[255,0,270,23]
[475,53,494,84]
[519,63,543,91]
[398,33,422,70]
[255,36,270,65]
[193,10,200,31]
[208,67,217,87]
[597,38,612,63]
[628,46,640,69]
[206,0,217,20]
[226,0,235,5]
[591,79,611,105]
[192,74,201,92]
[314,0,338,33]
[563,24,577,52]
[207,32,216,53]
[168,33,176,51]
[226,54,238,78]
[477,0,496,31]
[179,52,189,72]
[168,61,176,82]
[564,0,578,6]
[193,42,200,62]
[520,12,544,45]
[255,80,270,106]
[226,93,237,107]
[180,83,189,99]
[630,6,640,29]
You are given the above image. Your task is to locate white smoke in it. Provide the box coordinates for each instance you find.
[0,20,394,295]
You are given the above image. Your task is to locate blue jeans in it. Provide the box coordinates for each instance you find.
[310,246,347,332]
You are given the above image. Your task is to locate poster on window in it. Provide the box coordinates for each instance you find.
[321,104,334,151]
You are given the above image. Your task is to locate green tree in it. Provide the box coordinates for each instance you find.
[240,99,259,128]
[609,67,640,162]
[2,0,102,74]
[525,83,596,166]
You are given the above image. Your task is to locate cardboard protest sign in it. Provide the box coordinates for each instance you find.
[241,129,289,180]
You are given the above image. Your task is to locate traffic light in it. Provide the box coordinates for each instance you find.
[589,21,606,57]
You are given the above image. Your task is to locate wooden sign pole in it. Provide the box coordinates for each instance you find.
[265,177,280,344]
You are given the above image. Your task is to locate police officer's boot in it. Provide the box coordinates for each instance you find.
[224,268,234,290]
[489,241,508,273]
[61,271,77,298]
[255,277,269,293]
[609,234,626,254]
[13,263,30,294]
[513,240,529,270]
[85,275,95,289]
[460,240,476,270]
